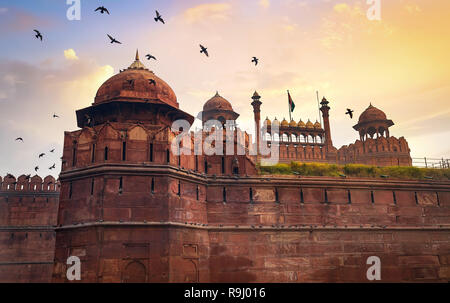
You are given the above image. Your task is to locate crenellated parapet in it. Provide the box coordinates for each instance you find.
[337,136,412,166]
[0,174,59,193]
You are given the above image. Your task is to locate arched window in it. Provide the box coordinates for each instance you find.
[273,133,280,142]
[282,133,289,142]
[291,134,297,143]
[104,146,109,161]
[265,133,272,141]
[299,134,306,143]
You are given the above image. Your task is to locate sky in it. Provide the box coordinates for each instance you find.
[0,0,449,178]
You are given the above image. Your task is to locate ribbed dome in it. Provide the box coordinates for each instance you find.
[281,118,289,127]
[298,119,306,128]
[306,119,314,129]
[358,104,387,123]
[314,120,322,129]
[94,51,178,108]
[203,92,233,112]
[289,119,297,127]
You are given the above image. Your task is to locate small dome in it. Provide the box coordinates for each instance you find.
[272,117,280,126]
[203,91,233,112]
[314,120,322,129]
[281,118,289,127]
[306,119,314,129]
[94,50,178,108]
[289,119,297,127]
[298,119,306,128]
[264,117,271,126]
[358,103,387,124]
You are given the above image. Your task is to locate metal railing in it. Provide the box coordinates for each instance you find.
[412,158,450,169]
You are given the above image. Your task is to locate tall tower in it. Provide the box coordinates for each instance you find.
[52,52,212,283]
[251,91,262,159]
[320,97,333,151]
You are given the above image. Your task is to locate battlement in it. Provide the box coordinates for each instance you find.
[0,175,60,193]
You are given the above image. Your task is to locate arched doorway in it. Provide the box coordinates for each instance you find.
[122,260,147,283]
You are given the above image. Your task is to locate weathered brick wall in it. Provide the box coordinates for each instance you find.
[0,175,59,283]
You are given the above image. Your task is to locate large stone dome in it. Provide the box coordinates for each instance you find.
[203,92,233,112]
[94,51,178,108]
[358,104,387,123]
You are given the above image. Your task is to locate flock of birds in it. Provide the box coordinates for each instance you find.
[34,7,261,66]
[9,5,360,182]
[11,111,60,181]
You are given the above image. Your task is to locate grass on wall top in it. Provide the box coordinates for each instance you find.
[258,162,450,181]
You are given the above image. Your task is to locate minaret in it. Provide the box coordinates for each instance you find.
[251,91,262,159]
[320,97,333,151]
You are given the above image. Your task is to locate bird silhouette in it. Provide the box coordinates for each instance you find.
[107,34,121,44]
[345,108,354,119]
[25,174,31,180]
[49,164,56,170]
[33,30,43,41]
[15,137,23,142]
[34,166,39,172]
[50,149,55,153]
[39,153,45,158]
[95,6,109,14]
[154,10,165,24]
[149,79,156,85]
[252,57,259,66]
[53,113,59,118]
[200,44,209,57]
[146,54,156,60]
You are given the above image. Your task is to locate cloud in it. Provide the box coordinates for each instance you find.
[64,49,79,61]
[405,4,422,14]
[183,3,232,24]
[333,3,350,13]
[260,0,270,9]
[0,56,113,177]
[0,7,53,32]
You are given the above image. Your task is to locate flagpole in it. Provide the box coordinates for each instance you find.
[316,91,322,126]
[287,90,292,122]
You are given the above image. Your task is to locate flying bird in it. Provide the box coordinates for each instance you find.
[345,108,354,119]
[15,137,23,142]
[49,164,56,170]
[53,113,59,118]
[107,34,121,44]
[146,54,156,60]
[33,30,43,41]
[154,10,165,24]
[199,44,209,57]
[95,6,109,14]
[50,149,55,153]
[252,57,259,66]
[149,79,156,85]
[39,153,45,158]
[34,166,39,172]
[25,174,31,180]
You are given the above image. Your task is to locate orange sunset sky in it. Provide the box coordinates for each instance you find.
[0,0,449,176]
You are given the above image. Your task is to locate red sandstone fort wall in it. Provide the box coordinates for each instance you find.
[0,175,59,282]
[51,171,450,283]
